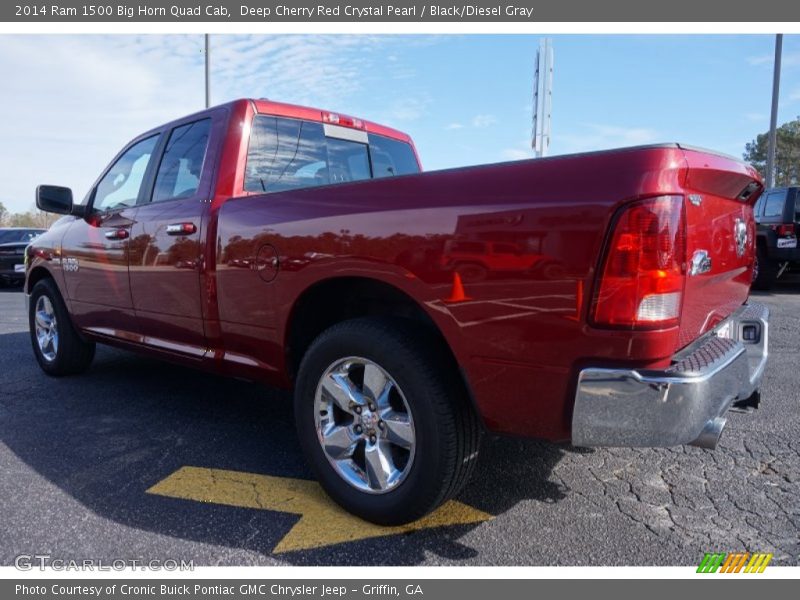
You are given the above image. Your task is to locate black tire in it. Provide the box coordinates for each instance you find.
[294,317,481,525]
[752,244,777,291]
[29,278,95,376]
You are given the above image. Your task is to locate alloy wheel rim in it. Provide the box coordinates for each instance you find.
[314,357,416,494]
[34,295,59,362]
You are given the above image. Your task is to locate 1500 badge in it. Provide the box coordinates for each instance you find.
[62,257,79,272]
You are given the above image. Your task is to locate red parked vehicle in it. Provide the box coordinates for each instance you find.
[28,99,769,524]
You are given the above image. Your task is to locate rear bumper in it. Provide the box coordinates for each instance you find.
[572,302,769,449]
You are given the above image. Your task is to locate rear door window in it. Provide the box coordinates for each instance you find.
[151,119,212,203]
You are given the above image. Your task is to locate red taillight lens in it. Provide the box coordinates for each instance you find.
[776,223,795,237]
[592,195,687,329]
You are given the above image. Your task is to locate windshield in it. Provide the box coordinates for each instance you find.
[0,229,43,244]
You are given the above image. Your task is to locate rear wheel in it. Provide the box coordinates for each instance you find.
[294,317,481,525]
[29,278,95,376]
[752,245,777,290]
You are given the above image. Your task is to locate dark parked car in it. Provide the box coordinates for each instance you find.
[753,186,799,289]
[0,227,46,286]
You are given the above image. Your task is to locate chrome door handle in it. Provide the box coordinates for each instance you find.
[104,229,129,240]
[166,223,197,236]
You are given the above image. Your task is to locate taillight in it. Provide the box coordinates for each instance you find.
[322,111,365,130]
[591,195,687,329]
[776,223,795,237]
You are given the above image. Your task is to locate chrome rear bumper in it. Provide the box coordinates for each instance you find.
[572,302,769,449]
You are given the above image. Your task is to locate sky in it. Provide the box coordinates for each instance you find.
[1,33,799,214]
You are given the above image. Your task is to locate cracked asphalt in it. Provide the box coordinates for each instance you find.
[0,279,798,566]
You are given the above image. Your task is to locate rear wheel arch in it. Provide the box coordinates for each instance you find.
[283,276,481,421]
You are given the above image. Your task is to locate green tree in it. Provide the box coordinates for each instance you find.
[0,201,8,227]
[744,116,800,186]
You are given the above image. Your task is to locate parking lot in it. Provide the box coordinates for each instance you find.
[0,280,798,567]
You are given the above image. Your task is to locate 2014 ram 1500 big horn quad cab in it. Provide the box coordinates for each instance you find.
[28,99,769,524]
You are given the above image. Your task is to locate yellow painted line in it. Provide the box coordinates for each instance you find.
[147,466,492,554]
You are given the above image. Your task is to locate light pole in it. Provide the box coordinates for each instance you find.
[204,34,210,109]
[766,34,782,188]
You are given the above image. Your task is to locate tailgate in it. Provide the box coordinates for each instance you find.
[678,147,763,349]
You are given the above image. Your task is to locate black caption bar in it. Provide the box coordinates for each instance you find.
[3,0,800,22]
[5,580,792,600]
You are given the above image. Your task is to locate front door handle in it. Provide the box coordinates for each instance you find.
[104,228,129,240]
[166,223,197,236]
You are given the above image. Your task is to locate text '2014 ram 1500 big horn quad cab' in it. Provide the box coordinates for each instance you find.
[27,99,769,524]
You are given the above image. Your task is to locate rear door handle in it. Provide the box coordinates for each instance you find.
[104,229,129,240]
[166,223,197,236]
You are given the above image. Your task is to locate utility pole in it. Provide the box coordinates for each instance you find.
[204,34,210,109]
[532,38,553,158]
[766,34,782,188]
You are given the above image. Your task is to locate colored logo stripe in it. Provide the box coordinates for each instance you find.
[697,553,727,573]
[744,553,773,573]
[697,552,773,573]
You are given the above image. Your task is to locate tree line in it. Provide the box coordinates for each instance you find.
[743,115,799,186]
[0,201,59,229]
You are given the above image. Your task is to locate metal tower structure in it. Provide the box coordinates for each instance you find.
[532,38,553,158]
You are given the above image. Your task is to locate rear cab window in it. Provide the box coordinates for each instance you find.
[244,114,419,194]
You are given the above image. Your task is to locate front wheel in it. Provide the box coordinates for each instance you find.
[294,317,481,525]
[29,278,95,376]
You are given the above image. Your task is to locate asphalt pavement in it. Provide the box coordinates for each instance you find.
[0,280,798,566]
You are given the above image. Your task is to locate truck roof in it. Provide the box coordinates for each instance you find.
[143,98,413,145]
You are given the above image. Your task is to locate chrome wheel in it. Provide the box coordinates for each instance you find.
[314,357,416,494]
[34,295,59,362]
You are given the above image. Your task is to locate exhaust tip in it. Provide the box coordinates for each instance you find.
[690,417,727,449]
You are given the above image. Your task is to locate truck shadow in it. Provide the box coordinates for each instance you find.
[0,331,568,565]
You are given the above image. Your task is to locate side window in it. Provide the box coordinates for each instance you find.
[94,135,159,211]
[245,116,329,193]
[753,195,765,217]
[763,191,786,218]
[368,135,420,178]
[152,119,212,203]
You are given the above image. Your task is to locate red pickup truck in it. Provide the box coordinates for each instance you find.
[28,99,769,524]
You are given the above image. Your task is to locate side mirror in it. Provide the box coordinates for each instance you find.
[36,185,83,216]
